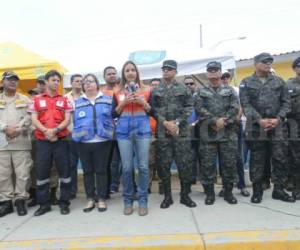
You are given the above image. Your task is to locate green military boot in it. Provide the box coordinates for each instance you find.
[224,183,238,204]
[203,184,215,205]
[180,183,197,208]
[160,182,173,209]
[272,184,295,203]
[251,182,263,203]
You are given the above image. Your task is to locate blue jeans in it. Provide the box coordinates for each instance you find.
[118,137,150,208]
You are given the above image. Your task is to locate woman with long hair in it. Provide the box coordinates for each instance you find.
[113,61,152,216]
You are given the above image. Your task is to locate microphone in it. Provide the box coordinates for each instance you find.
[129,81,137,93]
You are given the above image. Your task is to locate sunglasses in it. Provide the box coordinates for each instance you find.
[185,82,195,86]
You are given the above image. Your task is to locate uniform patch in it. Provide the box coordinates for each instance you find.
[56,100,64,107]
[239,84,245,88]
[39,100,46,107]
[78,111,86,118]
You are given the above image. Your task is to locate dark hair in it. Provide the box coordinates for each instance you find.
[82,73,99,92]
[70,74,83,83]
[150,78,161,84]
[45,70,62,80]
[121,61,141,87]
[103,66,117,77]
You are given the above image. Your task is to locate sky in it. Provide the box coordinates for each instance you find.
[0,0,299,73]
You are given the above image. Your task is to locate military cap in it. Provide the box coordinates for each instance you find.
[161,60,177,70]
[206,61,222,71]
[254,52,274,63]
[1,71,20,81]
[292,57,300,68]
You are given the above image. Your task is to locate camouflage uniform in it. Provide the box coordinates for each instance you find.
[239,73,290,188]
[150,79,194,201]
[287,77,300,198]
[194,84,239,187]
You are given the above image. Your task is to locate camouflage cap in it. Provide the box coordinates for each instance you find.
[1,71,20,81]
[292,57,300,68]
[161,60,177,70]
[254,52,274,63]
[206,61,222,71]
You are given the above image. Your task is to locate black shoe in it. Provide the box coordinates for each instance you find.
[180,196,197,207]
[15,199,27,216]
[148,187,151,194]
[60,206,70,215]
[272,188,295,203]
[251,182,263,203]
[224,193,238,204]
[50,188,58,206]
[218,189,224,197]
[251,193,262,203]
[203,184,215,205]
[34,205,51,216]
[160,196,173,209]
[240,188,250,197]
[70,193,76,200]
[83,205,95,213]
[27,198,37,207]
[292,191,300,200]
[0,200,13,217]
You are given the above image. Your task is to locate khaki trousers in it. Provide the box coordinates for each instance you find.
[0,150,32,201]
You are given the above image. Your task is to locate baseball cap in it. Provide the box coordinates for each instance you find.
[254,53,274,63]
[206,61,222,71]
[1,71,20,81]
[161,60,177,70]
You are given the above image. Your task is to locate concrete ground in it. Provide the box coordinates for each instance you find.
[1,178,300,249]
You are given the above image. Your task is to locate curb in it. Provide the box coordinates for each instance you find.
[1,230,300,250]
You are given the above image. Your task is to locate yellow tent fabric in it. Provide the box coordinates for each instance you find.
[0,42,67,94]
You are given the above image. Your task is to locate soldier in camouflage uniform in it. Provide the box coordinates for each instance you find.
[150,60,196,209]
[287,56,300,200]
[194,61,239,205]
[240,52,294,203]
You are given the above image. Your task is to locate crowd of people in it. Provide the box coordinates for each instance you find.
[0,52,300,218]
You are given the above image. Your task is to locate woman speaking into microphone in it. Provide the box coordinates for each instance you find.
[113,61,152,216]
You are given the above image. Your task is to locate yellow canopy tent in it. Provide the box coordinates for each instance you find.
[0,42,67,95]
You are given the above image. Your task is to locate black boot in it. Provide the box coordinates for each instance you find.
[160,182,173,209]
[272,184,295,203]
[180,183,196,207]
[251,182,263,203]
[50,187,58,205]
[15,199,27,216]
[292,177,300,200]
[28,188,37,207]
[0,200,13,217]
[203,184,215,205]
[224,183,237,204]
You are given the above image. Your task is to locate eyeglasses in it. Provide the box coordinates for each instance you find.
[185,82,195,86]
